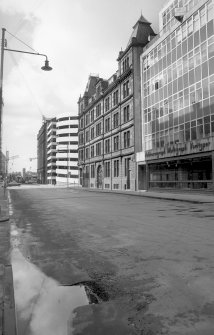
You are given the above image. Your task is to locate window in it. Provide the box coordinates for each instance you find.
[80,117,84,129]
[113,90,119,106]
[114,160,119,177]
[113,135,119,151]
[105,97,110,112]
[104,161,110,177]
[105,118,110,133]
[113,113,119,128]
[124,157,131,177]
[124,130,130,148]
[91,109,94,122]
[208,0,213,21]
[124,105,130,123]
[187,17,193,35]
[91,165,95,178]
[122,57,129,72]
[193,12,200,31]
[85,147,90,159]
[96,103,101,118]
[200,6,206,27]
[105,139,110,153]
[91,145,94,158]
[91,127,94,139]
[86,130,90,143]
[79,149,84,161]
[96,122,102,136]
[96,142,101,156]
[85,113,90,126]
[123,81,129,98]
[79,133,84,145]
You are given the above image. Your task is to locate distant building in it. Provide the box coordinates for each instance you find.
[137,0,214,190]
[78,15,155,190]
[56,114,79,186]
[47,118,57,185]
[37,121,48,184]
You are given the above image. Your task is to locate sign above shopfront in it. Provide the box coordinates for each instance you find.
[145,138,213,161]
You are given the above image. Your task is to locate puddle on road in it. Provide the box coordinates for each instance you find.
[9,206,128,335]
[10,220,105,335]
[11,249,91,335]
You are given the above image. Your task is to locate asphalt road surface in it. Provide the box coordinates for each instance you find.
[8,186,214,335]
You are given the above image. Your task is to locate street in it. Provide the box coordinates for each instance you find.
[8,186,214,335]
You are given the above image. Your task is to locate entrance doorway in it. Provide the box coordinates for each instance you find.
[138,164,146,190]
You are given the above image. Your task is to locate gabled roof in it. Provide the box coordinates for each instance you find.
[126,14,155,50]
[84,75,100,98]
[133,14,151,28]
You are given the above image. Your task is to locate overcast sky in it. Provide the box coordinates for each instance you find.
[0,0,166,172]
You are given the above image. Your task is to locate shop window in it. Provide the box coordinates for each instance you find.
[204,123,210,136]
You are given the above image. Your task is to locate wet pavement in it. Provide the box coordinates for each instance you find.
[7,186,214,334]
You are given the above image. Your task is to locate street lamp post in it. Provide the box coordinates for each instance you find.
[0,27,53,175]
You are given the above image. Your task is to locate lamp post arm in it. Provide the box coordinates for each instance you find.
[4,48,49,61]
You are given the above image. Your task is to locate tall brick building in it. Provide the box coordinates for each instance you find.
[78,15,155,190]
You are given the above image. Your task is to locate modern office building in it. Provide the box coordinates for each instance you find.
[37,121,48,184]
[78,15,155,190]
[56,114,79,186]
[47,118,57,185]
[137,0,214,190]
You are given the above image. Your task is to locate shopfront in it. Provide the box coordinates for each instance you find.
[145,138,214,190]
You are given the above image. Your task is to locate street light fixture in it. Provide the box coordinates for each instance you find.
[0,27,53,175]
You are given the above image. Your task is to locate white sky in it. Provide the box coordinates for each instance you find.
[0,0,166,172]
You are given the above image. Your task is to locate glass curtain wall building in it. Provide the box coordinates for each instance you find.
[138,0,214,190]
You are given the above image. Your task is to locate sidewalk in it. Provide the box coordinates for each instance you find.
[0,186,17,335]
[77,186,214,203]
